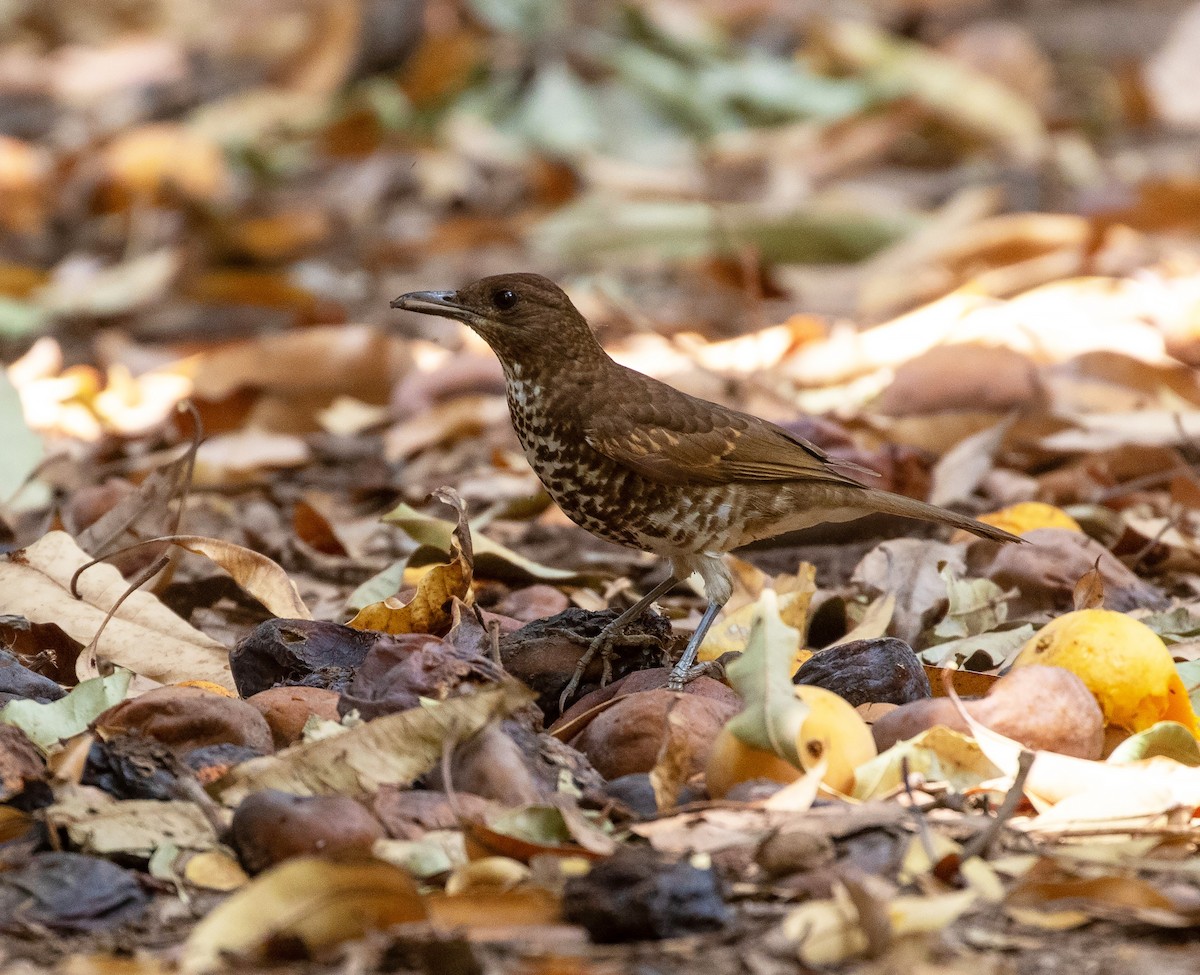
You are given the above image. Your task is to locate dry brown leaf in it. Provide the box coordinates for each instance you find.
[424,887,563,933]
[1072,558,1106,611]
[649,699,693,812]
[383,395,510,462]
[0,532,231,688]
[348,489,473,635]
[100,124,230,204]
[137,535,312,620]
[1006,858,1200,927]
[187,324,407,402]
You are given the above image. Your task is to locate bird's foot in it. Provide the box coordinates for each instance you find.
[665,659,725,691]
[557,628,662,713]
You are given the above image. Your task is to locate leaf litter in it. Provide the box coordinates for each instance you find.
[5,0,1200,972]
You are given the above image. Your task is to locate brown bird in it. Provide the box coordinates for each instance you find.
[392,274,1019,703]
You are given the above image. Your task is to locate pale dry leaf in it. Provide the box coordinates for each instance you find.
[782,881,979,966]
[929,414,1016,507]
[851,539,965,645]
[383,395,510,462]
[47,786,222,857]
[156,535,312,620]
[950,684,1200,812]
[214,681,534,805]
[0,532,231,688]
[1145,2,1200,131]
[838,593,896,644]
[761,757,824,812]
[187,324,407,402]
[193,429,311,485]
[1041,411,1200,453]
[181,856,425,974]
[37,249,181,317]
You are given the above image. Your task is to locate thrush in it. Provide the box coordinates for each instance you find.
[391,273,1020,704]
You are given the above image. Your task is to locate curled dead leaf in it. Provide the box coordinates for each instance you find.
[348,488,473,635]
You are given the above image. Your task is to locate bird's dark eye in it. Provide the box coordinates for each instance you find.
[492,288,517,311]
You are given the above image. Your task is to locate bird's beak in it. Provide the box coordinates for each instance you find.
[390,290,469,320]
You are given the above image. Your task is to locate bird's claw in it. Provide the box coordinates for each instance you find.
[558,627,617,714]
[665,659,725,692]
[557,629,662,713]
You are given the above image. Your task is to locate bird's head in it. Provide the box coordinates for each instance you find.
[390,273,602,370]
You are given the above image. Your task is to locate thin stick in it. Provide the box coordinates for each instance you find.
[959,749,1034,862]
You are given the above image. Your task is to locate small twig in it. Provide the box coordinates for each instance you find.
[75,552,172,678]
[1127,508,1178,576]
[3,450,71,507]
[487,618,502,666]
[1093,459,1200,503]
[959,749,1034,862]
[174,775,230,840]
[901,755,939,868]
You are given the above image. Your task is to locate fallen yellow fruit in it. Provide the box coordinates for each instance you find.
[705,725,802,799]
[1011,609,1198,735]
[705,685,877,798]
[793,685,878,794]
[975,502,1082,537]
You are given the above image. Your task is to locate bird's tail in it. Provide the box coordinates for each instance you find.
[865,490,1021,543]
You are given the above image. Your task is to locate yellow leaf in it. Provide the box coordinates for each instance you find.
[184,850,249,892]
[348,488,473,634]
[181,857,425,973]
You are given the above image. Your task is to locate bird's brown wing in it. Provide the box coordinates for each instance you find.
[582,372,869,489]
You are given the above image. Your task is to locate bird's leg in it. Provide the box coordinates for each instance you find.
[558,574,677,712]
[665,599,725,691]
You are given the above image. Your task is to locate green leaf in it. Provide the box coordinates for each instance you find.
[347,558,410,613]
[0,368,47,510]
[0,669,131,751]
[534,197,919,265]
[0,296,50,337]
[1108,721,1200,767]
[920,624,1034,670]
[467,0,565,36]
[697,54,871,123]
[1177,659,1200,718]
[725,589,807,767]
[932,566,1010,640]
[488,806,573,845]
[607,43,732,137]
[511,62,604,157]
[1143,608,1200,644]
